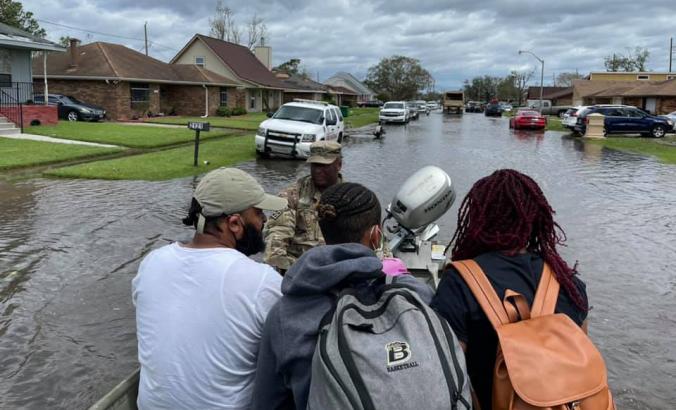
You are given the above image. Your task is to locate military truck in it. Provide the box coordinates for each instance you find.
[443,91,464,114]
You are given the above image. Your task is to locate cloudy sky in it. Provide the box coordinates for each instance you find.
[23,0,676,89]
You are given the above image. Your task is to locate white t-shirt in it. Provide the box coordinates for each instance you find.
[132,242,282,410]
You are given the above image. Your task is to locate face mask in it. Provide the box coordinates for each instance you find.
[369,225,384,253]
[235,220,266,256]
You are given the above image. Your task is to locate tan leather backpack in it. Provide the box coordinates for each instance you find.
[451,260,615,410]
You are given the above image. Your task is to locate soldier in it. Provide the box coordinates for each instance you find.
[264,140,343,273]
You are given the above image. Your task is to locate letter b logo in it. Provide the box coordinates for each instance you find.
[386,341,411,365]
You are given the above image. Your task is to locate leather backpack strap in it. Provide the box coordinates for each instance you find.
[530,263,561,317]
[451,260,510,329]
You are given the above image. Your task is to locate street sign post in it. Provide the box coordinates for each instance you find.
[187,122,210,167]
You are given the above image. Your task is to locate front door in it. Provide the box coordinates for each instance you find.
[645,98,657,114]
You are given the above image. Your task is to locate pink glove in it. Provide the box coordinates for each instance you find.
[382,257,409,276]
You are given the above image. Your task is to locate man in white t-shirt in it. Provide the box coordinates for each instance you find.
[132,167,287,410]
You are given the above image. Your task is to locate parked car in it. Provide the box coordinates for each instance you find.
[527,99,572,117]
[499,102,513,112]
[426,102,440,110]
[465,101,483,113]
[509,110,547,130]
[255,99,344,159]
[33,94,106,121]
[379,101,409,124]
[659,111,676,130]
[406,101,419,120]
[358,100,383,108]
[415,100,430,115]
[484,101,502,117]
[561,106,589,130]
[574,105,674,137]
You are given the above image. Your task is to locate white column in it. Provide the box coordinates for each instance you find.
[43,52,48,104]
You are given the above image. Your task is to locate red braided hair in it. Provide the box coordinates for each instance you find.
[450,169,588,311]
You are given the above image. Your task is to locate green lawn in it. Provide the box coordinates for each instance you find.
[145,113,267,131]
[0,137,123,170]
[588,135,676,165]
[346,107,380,128]
[28,122,236,148]
[45,135,256,180]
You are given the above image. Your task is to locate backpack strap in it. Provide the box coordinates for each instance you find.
[451,260,510,329]
[530,263,560,317]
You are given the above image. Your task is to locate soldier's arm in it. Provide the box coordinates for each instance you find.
[263,191,298,272]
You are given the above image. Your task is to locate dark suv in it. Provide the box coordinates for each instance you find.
[574,105,673,138]
[484,102,502,117]
[33,94,106,121]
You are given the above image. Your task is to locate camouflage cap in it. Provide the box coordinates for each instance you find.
[307,140,342,164]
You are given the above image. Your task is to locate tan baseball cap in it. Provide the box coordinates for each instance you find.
[194,168,287,218]
[307,140,342,164]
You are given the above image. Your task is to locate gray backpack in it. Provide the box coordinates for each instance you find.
[307,283,472,410]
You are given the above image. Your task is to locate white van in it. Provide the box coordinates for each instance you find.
[255,99,344,159]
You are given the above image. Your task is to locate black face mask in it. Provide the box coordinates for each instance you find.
[235,222,266,256]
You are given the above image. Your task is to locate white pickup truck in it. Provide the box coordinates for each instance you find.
[255,100,344,159]
[527,99,572,117]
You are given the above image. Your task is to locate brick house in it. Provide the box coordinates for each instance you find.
[324,72,375,105]
[171,34,289,112]
[274,71,328,103]
[526,86,573,105]
[32,40,240,121]
[572,79,676,114]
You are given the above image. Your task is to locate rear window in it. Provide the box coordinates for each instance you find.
[384,103,403,109]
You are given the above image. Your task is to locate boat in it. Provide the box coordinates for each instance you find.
[88,368,139,410]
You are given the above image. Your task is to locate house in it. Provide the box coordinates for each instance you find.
[326,85,358,107]
[526,86,573,105]
[588,72,676,82]
[324,72,375,105]
[0,22,65,131]
[274,71,328,103]
[33,39,240,120]
[571,79,676,114]
[171,34,288,112]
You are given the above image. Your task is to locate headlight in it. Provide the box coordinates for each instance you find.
[257,127,267,136]
[300,133,316,142]
[80,108,91,113]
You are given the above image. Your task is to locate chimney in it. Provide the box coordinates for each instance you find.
[69,38,81,68]
[254,41,272,71]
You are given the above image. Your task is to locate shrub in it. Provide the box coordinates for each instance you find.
[216,106,231,117]
[231,107,247,116]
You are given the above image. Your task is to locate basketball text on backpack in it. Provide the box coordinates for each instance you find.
[307,284,472,410]
[452,260,614,410]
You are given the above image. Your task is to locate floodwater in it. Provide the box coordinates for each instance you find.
[1,113,675,409]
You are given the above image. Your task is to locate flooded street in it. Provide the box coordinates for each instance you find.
[1,113,675,409]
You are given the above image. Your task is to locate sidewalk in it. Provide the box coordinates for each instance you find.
[0,132,120,148]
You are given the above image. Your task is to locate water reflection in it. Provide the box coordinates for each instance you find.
[0,113,674,409]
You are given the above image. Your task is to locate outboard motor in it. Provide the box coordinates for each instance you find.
[384,166,456,287]
[373,124,385,139]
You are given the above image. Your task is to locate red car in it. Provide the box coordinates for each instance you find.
[509,110,547,130]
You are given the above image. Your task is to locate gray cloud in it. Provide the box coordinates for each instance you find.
[25,0,676,89]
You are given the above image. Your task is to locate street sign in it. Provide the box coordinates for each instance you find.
[187,122,210,166]
[188,122,210,131]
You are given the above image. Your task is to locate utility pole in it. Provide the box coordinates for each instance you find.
[519,50,545,113]
[144,22,148,56]
[670,37,673,73]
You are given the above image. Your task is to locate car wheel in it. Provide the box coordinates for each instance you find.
[256,150,270,159]
[67,111,79,122]
[651,125,666,138]
[337,133,343,143]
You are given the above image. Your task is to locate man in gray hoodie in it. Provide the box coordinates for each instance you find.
[252,183,433,410]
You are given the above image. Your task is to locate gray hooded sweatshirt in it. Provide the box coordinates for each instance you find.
[251,243,433,410]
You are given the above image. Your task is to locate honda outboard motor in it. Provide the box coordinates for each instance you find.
[384,166,456,287]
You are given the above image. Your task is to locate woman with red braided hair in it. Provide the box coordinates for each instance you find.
[431,169,589,410]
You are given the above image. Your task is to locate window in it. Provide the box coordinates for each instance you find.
[668,75,676,80]
[195,56,205,67]
[130,83,150,106]
[325,108,335,124]
[249,91,257,110]
[272,106,323,124]
[637,75,650,80]
[0,73,11,87]
[220,87,228,106]
[623,108,644,118]
[334,107,343,121]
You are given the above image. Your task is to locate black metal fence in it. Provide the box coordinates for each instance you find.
[0,83,35,133]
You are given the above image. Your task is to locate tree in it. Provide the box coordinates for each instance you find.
[245,13,266,50]
[0,0,45,37]
[274,58,301,74]
[364,55,433,101]
[604,47,650,72]
[59,36,71,47]
[555,71,583,87]
[209,0,241,44]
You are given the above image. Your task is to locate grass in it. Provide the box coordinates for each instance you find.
[28,122,237,148]
[0,137,122,170]
[45,134,256,180]
[587,135,676,165]
[145,113,267,131]
[346,107,380,128]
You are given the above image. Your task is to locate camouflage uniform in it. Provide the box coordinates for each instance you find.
[264,140,343,272]
[263,176,327,270]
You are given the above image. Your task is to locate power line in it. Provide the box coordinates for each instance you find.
[36,18,179,52]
